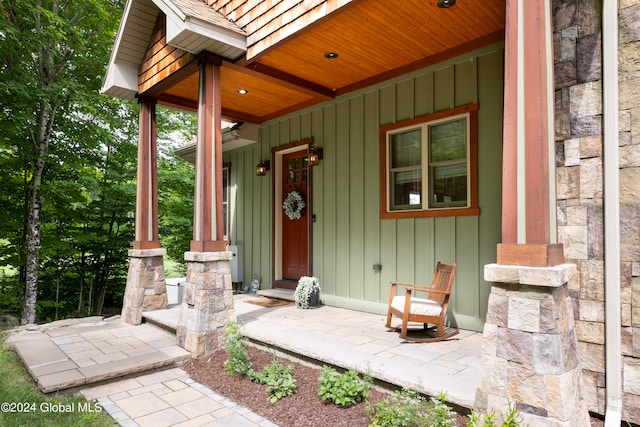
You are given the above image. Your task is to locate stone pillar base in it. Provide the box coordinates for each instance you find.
[474,264,590,427]
[176,251,235,358]
[122,248,168,325]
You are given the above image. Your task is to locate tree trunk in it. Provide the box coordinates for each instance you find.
[87,276,94,315]
[55,267,60,321]
[22,208,41,324]
[21,99,57,324]
[94,283,107,316]
[77,252,86,312]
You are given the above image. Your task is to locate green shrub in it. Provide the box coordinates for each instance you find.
[367,390,457,427]
[466,402,522,427]
[249,357,297,403]
[367,388,426,427]
[426,392,457,427]
[222,321,252,376]
[317,365,371,407]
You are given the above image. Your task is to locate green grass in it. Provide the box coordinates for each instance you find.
[164,257,186,278]
[0,339,117,427]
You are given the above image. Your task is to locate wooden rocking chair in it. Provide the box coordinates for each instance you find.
[386,262,459,343]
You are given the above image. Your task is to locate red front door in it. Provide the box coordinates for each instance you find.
[281,150,309,281]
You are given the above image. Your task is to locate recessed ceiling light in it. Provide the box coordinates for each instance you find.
[324,52,339,59]
[237,89,248,94]
[438,0,455,7]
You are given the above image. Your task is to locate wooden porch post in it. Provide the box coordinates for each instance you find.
[178,54,233,358]
[497,0,563,266]
[191,54,226,252]
[122,97,167,324]
[475,2,590,425]
[134,97,160,250]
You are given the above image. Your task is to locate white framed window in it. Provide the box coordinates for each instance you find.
[380,104,479,219]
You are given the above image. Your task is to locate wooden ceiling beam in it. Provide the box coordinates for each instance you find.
[335,30,506,97]
[219,108,264,124]
[260,97,330,123]
[223,60,335,100]
[157,93,264,124]
[140,52,222,99]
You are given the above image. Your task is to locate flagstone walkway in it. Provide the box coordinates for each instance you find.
[81,367,277,427]
[6,316,190,393]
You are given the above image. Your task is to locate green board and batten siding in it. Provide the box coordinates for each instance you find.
[224,43,504,331]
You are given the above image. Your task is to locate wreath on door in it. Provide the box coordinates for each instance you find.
[283,190,306,220]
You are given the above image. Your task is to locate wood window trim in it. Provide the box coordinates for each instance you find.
[222,162,231,242]
[379,103,480,220]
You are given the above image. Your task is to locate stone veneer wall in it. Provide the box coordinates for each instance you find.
[553,0,640,421]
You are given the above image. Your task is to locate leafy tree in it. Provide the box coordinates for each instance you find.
[157,107,196,272]
[0,0,124,323]
[0,0,198,322]
[37,98,139,319]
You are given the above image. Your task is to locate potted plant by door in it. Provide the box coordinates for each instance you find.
[294,276,320,309]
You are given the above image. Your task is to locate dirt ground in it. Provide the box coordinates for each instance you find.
[183,345,605,427]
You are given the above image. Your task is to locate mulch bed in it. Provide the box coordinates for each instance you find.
[183,345,606,427]
[183,345,469,426]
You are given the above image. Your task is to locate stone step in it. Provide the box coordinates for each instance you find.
[6,319,190,393]
[256,288,295,302]
[143,305,181,333]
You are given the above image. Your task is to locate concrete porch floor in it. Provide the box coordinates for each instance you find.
[6,293,482,426]
[239,294,482,408]
[146,293,483,409]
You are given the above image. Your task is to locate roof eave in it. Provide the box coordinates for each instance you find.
[101,61,139,99]
[101,0,247,99]
[100,0,142,98]
[166,14,247,56]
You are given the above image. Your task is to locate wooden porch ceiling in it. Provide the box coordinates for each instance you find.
[155,0,506,123]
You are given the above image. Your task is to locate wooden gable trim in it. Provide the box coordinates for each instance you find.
[204,0,357,60]
[138,12,196,95]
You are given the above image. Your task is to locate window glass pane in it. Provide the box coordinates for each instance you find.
[391,170,422,210]
[430,119,466,162]
[222,169,228,203]
[223,203,228,238]
[391,129,421,168]
[222,167,229,239]
[431,163,467,207]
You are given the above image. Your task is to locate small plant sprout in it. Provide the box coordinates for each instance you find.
[222,321,252,376]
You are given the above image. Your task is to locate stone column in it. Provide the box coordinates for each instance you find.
[176,251,234,358]
[475,264,590,427]
[122,248,168,325]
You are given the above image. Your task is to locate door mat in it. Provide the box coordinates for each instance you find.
[243,296,293,308]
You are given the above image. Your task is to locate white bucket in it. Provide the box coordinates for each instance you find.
[166,278,186,305]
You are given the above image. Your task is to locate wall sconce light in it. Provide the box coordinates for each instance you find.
[255,160,270,176]
[308,145,323,166]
